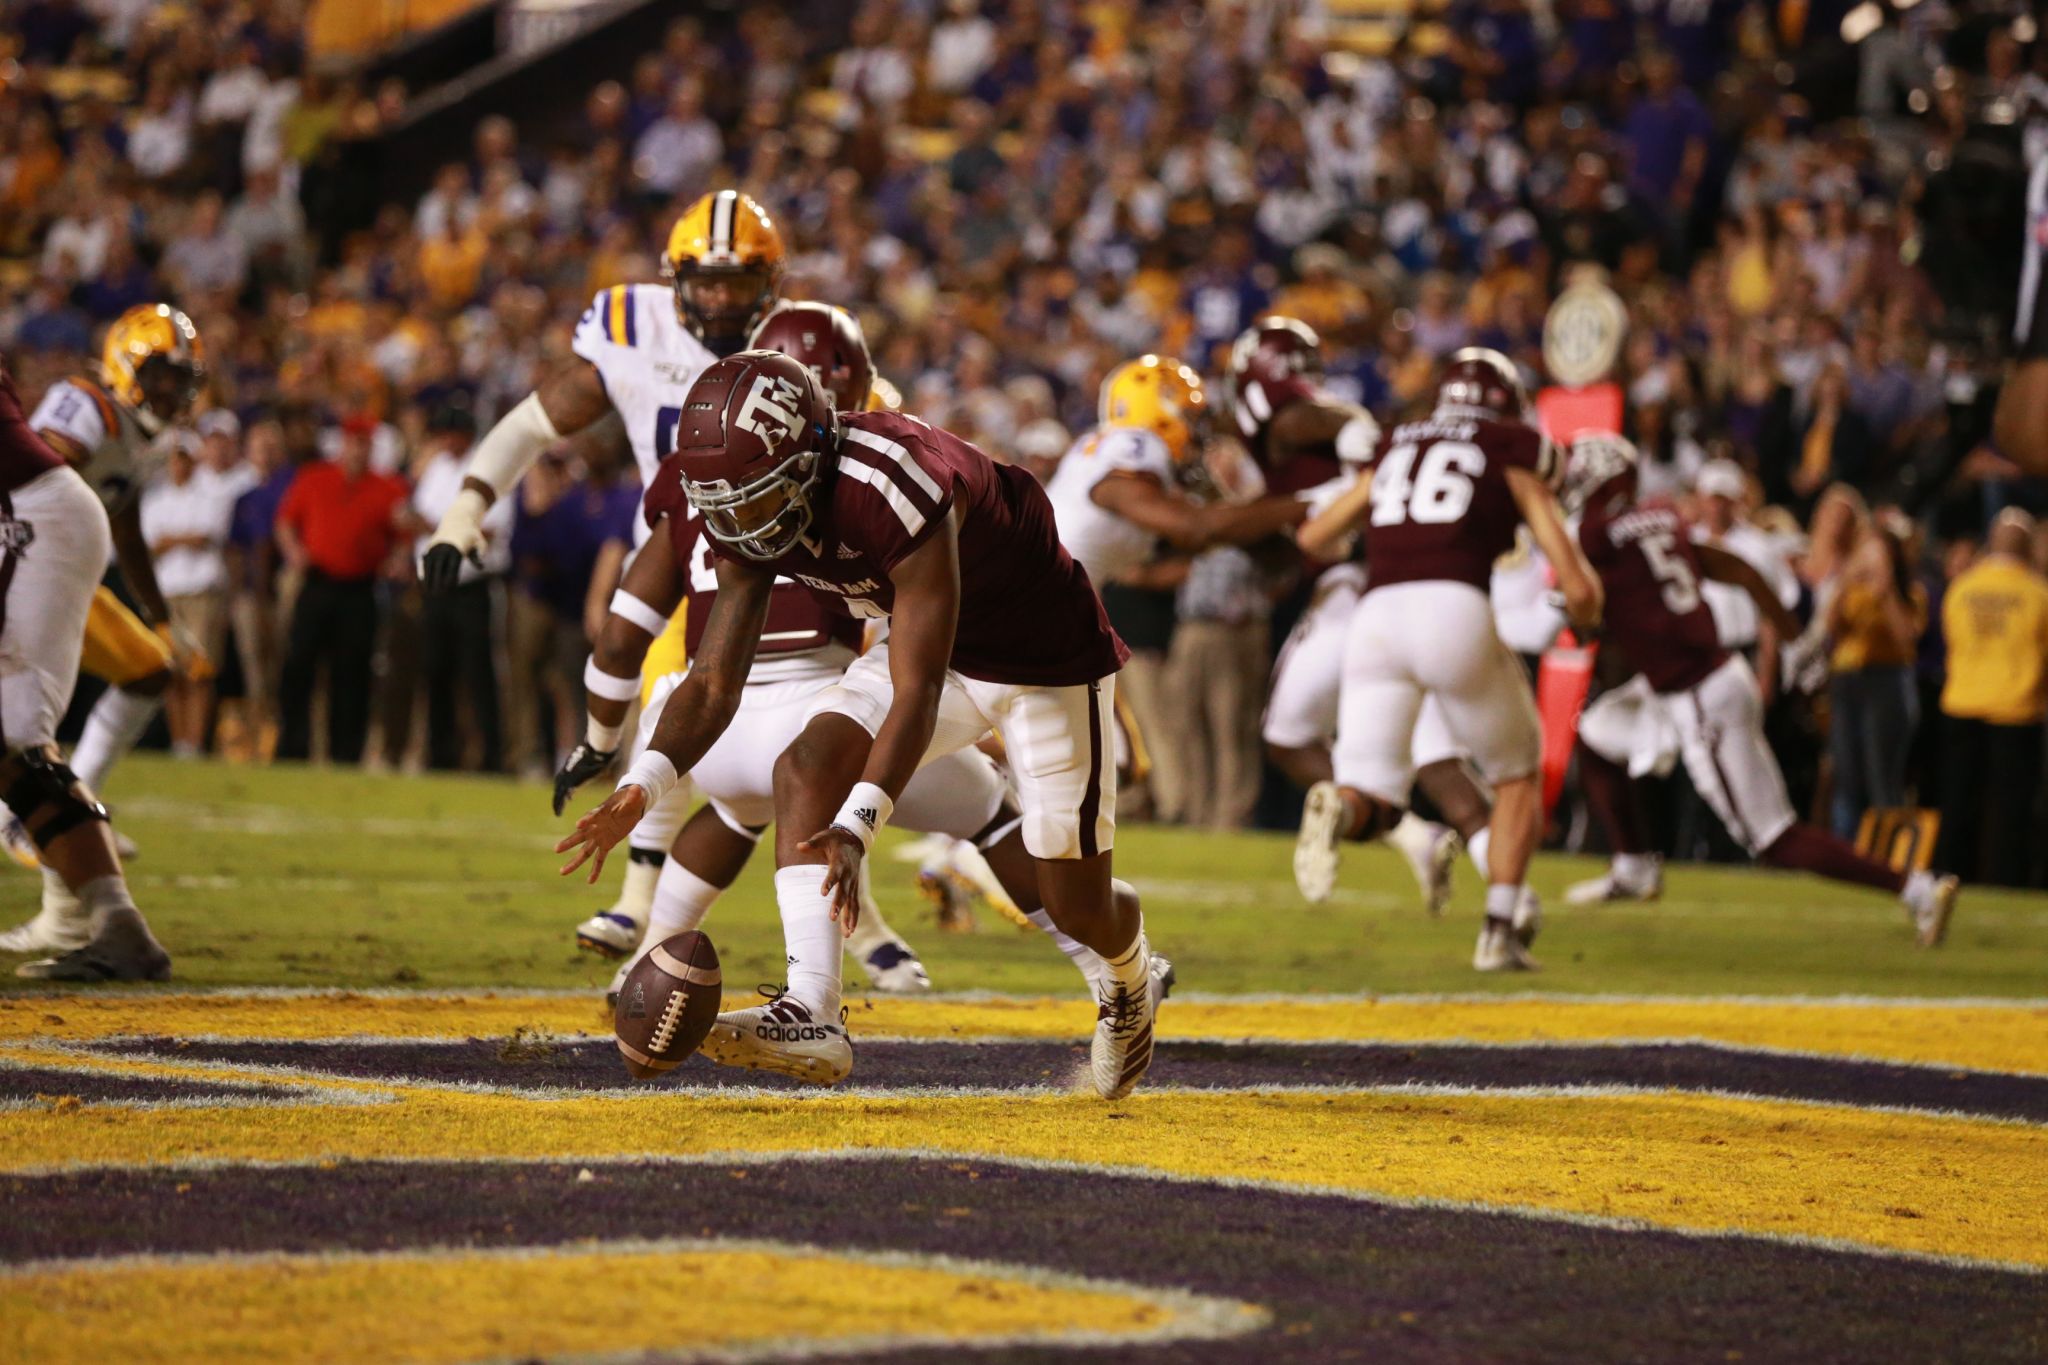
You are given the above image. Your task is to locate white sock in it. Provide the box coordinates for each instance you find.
[1466,827,1491,882]
[1613,852,1658,888]
[1903,869,1934,913]
[645,860,724,943]
[40,867,83,923]
[1385,811,1436,858]
[77,872,139,930]
[609,851,663,930]
[1026,907,1107,990]
[73,688,161,793]
[773,863,843,1019]
[1484,882,1521,924]
[1098,920,1150,997]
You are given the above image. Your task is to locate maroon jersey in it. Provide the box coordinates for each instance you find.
[0,357,64,495]
[1361,415,1554,593]
[705,410,1125,687]
[1578,497,1725,693]
[642,474,862,664]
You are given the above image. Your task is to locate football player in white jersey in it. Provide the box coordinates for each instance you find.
[0,305,208,972]
[422,189,776,956]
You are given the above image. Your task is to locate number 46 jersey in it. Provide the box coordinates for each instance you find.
[1578,496,1727,694]
[1361,415,1556,593]
[572,283,719,544]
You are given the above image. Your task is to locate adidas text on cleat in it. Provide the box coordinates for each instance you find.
[0,904,90,956]
[860,938,932,994]
[575,910,642,960]
[1472,915,1538,973]
[699,990,852,1084]
[1294,781,1347,903]
[1090,973,1157,1101]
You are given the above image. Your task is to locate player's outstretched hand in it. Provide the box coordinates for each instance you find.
[556,785,647,884]
[552,741,618,816]
[419,542,474,593]
[795,825,865,936]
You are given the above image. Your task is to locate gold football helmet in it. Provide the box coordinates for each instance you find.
[101,304,204,434]
[663,190,787,356]
[1100,355,1207,464]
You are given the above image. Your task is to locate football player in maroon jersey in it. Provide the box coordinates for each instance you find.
[1230,316,1503,915]
[1561,432,1959,946]
[557,349,1159,1099]
[1292,349,1604,970]
[0,355,169,982]
[556,303,1168,1035]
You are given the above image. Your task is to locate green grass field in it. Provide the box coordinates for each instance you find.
[9,754,2042,999]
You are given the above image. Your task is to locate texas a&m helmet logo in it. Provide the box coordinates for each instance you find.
[734,373,806,455]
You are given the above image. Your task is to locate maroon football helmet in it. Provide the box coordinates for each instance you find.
[1225,316,1325,445]
[749,301,875,410]
[1433,347,1528,422]
[675,350,839,561]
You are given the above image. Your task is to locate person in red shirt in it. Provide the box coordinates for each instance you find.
[274,414,408,763]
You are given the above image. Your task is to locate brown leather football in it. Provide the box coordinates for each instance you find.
[613,931,722,1079]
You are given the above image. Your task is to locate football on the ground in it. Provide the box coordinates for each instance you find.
[613,931,723,1078]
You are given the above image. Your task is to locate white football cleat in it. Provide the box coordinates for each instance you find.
[1387,816,1460,917]
[1473,916,1539,972]
[0,903,91,956]
[1910,874,1958,949]
[699,991,852,1084]
[1149,953,1176,1011]
[857,938,931,994]
[2,816,40,871]
[1564,860,1661,905]
[1090,958,1158,1101]
[1293,781,1347,904]
[1511,889,1543,949]
[575,910,643,960]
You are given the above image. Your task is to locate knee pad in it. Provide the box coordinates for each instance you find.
[1,746,109,849]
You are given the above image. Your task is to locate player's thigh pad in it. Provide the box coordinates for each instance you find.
[973,673,1115,860]
[0,468,110,746]
[1388,582,1541,785]
[1664,656,1796,854]
[1261,568,1360,749]
[80,586,173,687]
[895,746,1009,840]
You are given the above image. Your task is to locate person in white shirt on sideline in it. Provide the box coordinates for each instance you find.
[140,432,234,756]
[407,405,514,771]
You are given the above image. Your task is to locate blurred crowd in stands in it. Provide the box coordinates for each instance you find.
[1,0,2046,883]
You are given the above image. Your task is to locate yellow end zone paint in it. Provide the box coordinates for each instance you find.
[0,1240,1251,1365]
[2,1082,2043,1268]
[5,991,2046,1076]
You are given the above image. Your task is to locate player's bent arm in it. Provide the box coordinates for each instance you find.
[1092,474,1307,552]
[1506,467,1602,629]
[1696,543,1800,640]
[865,509,962,807]
[1294,472,1375,560]
[585,521,686,735]
[425,360,611,587]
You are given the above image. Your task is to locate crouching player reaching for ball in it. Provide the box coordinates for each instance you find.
[557,350,1159,1098]
[1560,431,1959,946]
[0,353,169,981]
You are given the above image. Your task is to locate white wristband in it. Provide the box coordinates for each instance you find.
[617,751,678,807]
[831,781,894,852]
[586,716,624,751]
[583,657,641,702]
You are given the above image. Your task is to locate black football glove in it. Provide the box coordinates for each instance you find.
[419,543,474,594]
[552,741,618,816]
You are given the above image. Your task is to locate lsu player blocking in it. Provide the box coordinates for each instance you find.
[1228,317,1512,914]
[423,189,781,957]
[1559,432,1959,946]
[0,305,209,968]
[1292,349,1603,971]
[1043,354,1310,802]
[0,348,172,982]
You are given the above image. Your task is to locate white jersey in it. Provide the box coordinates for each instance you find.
[1045,425,1176,586]
[28,376,162,510]
[571,282,719,543]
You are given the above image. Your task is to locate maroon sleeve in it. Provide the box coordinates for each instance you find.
[838,427,957,573]
[644,456,686,531]
[1490,423,1560,485]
